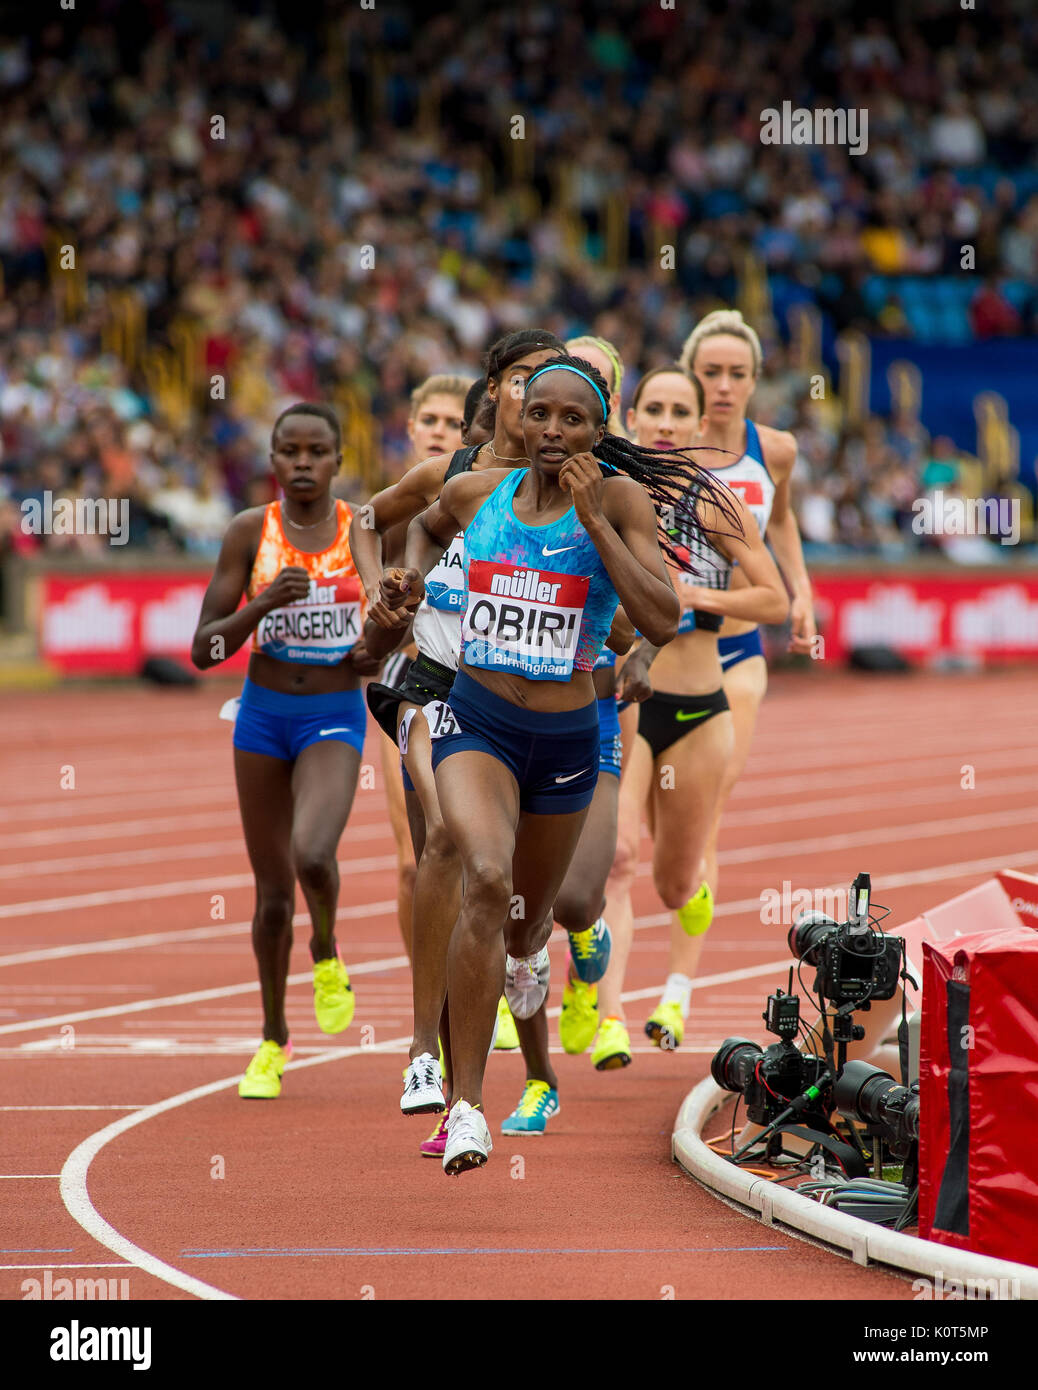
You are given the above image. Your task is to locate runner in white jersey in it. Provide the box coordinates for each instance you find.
[371,376,469,967]
[659,309,815,1003]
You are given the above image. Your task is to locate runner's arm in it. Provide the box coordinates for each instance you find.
[761,431,815,652]
[564,461,679,648]
[384,471,493,612]
[348,454,453,606]
[190,512,303,669]
[680,494,789,625]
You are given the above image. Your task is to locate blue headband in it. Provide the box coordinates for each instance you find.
[525,364,609,422]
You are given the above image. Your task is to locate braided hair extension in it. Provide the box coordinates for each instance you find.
[522,355,744,572]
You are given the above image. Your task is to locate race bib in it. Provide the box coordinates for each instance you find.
[463,560,589,681]
[424,533,466,613]
[421,699,461,739]
[254,575,362,665]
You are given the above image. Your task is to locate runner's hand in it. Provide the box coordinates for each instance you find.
[367,570,419,627]
[257,566,310,615]
[788,593,817,654]
[380,566,425,612]
[617,651,654,704]
[343,638,383,676]
[559,453,606,529]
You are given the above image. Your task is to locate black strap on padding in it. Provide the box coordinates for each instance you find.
[443,443,483,482]
[934,979,971,1235]
[771,1124,869,1178]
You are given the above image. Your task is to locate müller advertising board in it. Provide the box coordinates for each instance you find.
[33,569,1038,675]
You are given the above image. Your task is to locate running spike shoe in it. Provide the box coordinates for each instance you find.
[559,974,598,1055]
[567,917,612,983]
[504,946,550,1020]
[676,882,714,937]
[591,1016,632,1071]
[401,1051,446,1115]
[494,995,520,1050]
[500,1080,560,1135]
[645,1000,684,1050]
[238,1039,292,1099]
[312,953,355,1034]
[420,1112,449,1158]
[443,1100,493,1175]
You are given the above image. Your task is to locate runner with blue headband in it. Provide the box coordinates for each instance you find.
[379,353,744,1173]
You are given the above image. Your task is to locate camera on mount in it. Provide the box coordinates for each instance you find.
[710,872,915,1188]
[710,986,830,1129]
[787,873,901,1006]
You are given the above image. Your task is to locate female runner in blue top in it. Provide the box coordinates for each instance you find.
[382,354,741,1174]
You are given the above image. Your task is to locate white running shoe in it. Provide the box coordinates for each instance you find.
[442,1099,493,1175]
[400,1052,445,1115]
[504,946,551,1020]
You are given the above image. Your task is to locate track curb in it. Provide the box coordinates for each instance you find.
[673,1078,1038,1298]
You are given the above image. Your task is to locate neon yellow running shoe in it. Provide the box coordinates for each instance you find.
[238,1039,292,1099]
[559,976,598,1055]
[645,1000,684,1050]
[493,995,520,1050]
[591,1016,632,1071]
[676,882,713,937]
[313,954,355,1034]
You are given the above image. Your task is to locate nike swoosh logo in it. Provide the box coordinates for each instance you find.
[554,769,589,783]
[675,709,711,722]
[542,544,578,557]
[318,727,355,736]
[719,650,742,666]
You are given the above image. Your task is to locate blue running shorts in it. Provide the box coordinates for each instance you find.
[232,678,366,760]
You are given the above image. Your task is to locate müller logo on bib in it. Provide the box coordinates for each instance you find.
[256,574,363,665]
[463,559,590,680]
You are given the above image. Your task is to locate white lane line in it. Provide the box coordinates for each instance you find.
[59,1032,411,1301]
[0,950,409,1037]
[0,1174,62,1178]
[0,1106,145,1111]
[723,770,1037,829]
[0,811,394,851]
[0,853,399,920]
[4,848,1034,1037]
[0,899,396,969]
[5,801,1033,923]
[0,1263,131,1270]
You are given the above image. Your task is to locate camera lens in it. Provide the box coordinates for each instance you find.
[710,1037,762,1094]
[787,910,840,966]
[834,1060,919,1140]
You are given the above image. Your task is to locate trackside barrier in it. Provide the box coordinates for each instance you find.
[672,1079,1038,1296]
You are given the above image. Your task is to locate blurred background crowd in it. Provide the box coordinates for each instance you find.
[0,0,1035,564]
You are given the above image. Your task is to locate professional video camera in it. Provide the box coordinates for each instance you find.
[710,872,911,1179]
[787,872,901,1005]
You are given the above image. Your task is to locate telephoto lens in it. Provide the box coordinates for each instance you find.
[786,910,840,965]
[710,1038,763,1095]
[833,1059,920,1141]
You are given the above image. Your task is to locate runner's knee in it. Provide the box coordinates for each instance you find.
[554,885,605,932]
[292,846,338,893]
[607,830,639,892]
[655,866,698,912]
[254,886,294,935]
[462,855,512,923]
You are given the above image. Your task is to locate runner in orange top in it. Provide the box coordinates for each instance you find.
[192,403,377,1100]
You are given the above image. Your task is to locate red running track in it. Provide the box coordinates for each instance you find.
[1,669,1036,1301]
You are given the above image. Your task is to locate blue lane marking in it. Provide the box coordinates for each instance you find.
[181,1246,787,1259]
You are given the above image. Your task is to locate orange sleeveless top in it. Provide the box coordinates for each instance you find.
[247,501,364,665]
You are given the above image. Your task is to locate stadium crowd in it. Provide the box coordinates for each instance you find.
[0,1,1035,563]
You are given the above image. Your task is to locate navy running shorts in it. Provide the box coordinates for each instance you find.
[429,667,599,814]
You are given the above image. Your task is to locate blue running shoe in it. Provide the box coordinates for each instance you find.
[500,1080,560,1135]
[567,917,611,984]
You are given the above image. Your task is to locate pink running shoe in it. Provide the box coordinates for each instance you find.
[419,1112,449,1158]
